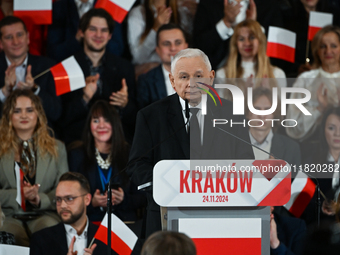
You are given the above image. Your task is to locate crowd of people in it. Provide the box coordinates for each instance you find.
[0,0,340,254]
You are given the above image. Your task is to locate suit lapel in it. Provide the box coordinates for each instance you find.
[2,150,16,188]
[168,95,190,158]
[155,65,167,99]
[56,223,68,254]
[270,134,283,159]
[35,147,49,185]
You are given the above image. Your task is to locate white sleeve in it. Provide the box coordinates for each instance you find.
[286,75,321,140]
[215,19,234,41]
[273,67,287,88]
[127,6,159,65]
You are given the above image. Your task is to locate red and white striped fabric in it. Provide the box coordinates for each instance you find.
[267,26,296,63]
[13,0,52,25]
[284,171,316,218]
[95,0,135,23]
[50,56,85,96]
[308,11,333,41]
[15,162,26,212]
[179,218,261,255]
[94,213,137,255]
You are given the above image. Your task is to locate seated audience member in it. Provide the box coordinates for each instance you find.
[127,0,184,75]
[246,88,301,167]
[68,100,146,223]
[141,231,196,255]
[47,0,124,62]
[283,0,340,77]
[194,0,285,70]
[59,8,136,145]
[216,19,286,93]
[270,206,306,255]
[0,16,61,129]
[137,23,188,109]
[300,106,340,225]
[0,203,15,244]
[287,25,340,142]
[0,0,47,56]
[0,90,68,246]
[30,172,111,255]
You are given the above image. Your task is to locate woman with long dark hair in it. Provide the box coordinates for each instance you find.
[68,100,146,223]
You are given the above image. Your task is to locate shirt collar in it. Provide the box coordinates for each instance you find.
[161,64,170,79]
[249,129,273,146]
[74,0,94,8]
[5,55,28,68]
[64,217,89,238]
[319,67,340,78]
[178,93,206,111]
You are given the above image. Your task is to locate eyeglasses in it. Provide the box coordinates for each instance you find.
[54,194,87,205]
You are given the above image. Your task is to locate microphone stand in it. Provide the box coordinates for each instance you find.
[317,183,321,227]
[107,180,112,255]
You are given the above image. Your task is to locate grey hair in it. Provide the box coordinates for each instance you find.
[171,48,212,74]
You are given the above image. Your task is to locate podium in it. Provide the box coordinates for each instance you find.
[153,160,291,255]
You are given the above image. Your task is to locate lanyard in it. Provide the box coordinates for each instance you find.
[98,166,112,192]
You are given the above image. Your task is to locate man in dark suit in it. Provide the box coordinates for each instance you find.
[127,48,254,238]
[137,23,188,109]
[0,16,61,129]
[30,172,109,255]
[59,8,136,144]
[47,0,124,62]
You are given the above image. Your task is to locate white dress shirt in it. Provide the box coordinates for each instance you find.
[65,218,89,255]
[161,65,175,96]
[249,129,273,160]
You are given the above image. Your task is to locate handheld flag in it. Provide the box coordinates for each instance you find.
[267,26,296,63]
[50,56,85,96]
[94,213,137,255]
[95,0,136,23]
[13,0,52,25]
[284,171,316,218]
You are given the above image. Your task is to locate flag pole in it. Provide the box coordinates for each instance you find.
[107,180,112,255]
[305,40,310,64]
[33,68,51,80]
[88,237,95,249]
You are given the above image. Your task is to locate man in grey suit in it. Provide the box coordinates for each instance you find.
[137,23,188,109]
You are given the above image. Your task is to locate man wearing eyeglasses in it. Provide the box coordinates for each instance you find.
[30,172,113,255]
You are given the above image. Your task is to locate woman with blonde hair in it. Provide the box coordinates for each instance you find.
[216,19,286,96]
[287,25,340,141]
[0,89,68,246]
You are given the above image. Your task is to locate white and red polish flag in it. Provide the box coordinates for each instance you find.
[284,171,316,218]
[50,56,85,96]
[179,218,261,255]
[308,11,333,41]
[13,0,52,25]
[15,163,26,212]
[94,213,138,255]
[267,26,296,63]
[95,0,136,23]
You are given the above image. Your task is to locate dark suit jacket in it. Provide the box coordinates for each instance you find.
[59,50,137,144]
[127,93,254,237]
[271,133,301,169]
[271,212,306,255]
[0,52,61,127]
[30,222,117,255]
[137,64,167,109]
[68,147,146,222]
[47,0,124,62]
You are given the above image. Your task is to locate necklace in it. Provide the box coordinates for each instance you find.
[95,148,111,169]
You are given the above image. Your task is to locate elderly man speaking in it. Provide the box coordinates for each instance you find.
[127,48,254,238]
